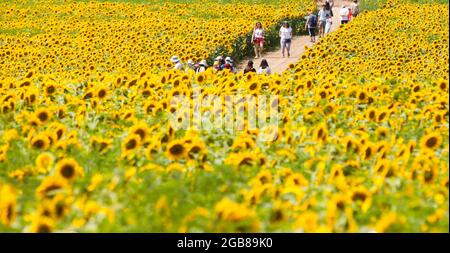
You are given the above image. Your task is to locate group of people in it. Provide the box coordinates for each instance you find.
[170,0,360,75]
[305,0,359,42]
[170,55,237,74]
[251,21,293,59]
[170,54,272,75]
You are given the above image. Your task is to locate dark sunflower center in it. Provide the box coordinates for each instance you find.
[38,112,49,122]
[126,139,137,150]
[425,137,437,148]
[61,164,75,179]
[46,86,55,94]
[169,144,184,156]
[135,129,146,140]
[33,139,45,149]
[98,89,106,98]
[37,224,52,233]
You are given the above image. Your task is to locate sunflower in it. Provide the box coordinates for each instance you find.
[420,132,442,150]
[35,108,52,125]
[0,184,17,226]
[313,123,328,143]
[36,176,69,199]
[121,134,141,156]
[36,153,55,173]
[55,158,83,181]
[30,134,50,150]
[166,140,187,160]
[30,216,54,233]
[187,139,206,159]
[129,122,151,143]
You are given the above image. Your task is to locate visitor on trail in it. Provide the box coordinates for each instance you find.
[215,56,224,71]
[243,60,256,74]
[257,58,271,74]
[347,7,353,21]
[279,21,292,58]
[305,11,317,43]
[252,22,265,59]
[196,60,208,73]
[171,55,183,70]
[325,2,333,17]
[325,14,333,34]
[186,59,196,72]
[340,5,349,25]
[318,5,329,38]
[213,60,221,72]
[224,57,236,73]
[352,0,360,18]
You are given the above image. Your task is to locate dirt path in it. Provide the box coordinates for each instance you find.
[237,0,351,74]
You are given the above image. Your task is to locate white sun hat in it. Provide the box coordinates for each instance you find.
[187,59,194,65]
[225,56,232,62]
[215,56,223,61]
[199,60,208,66]
[170,55,180,63]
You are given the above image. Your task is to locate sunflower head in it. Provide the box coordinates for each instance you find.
[55,158,83,181]
[166,140,187,160]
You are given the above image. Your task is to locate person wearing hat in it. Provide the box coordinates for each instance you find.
[170,55,183,71]
[185,59,196,72]
[223,57,236,73]
[196,59,208,73]
[213,60,221,72]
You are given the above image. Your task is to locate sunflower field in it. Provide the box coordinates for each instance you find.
[0,0,449,233]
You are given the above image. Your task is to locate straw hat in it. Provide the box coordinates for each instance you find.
[170,55,180,63]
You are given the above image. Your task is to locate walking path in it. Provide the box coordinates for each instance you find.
[237,0,351,74]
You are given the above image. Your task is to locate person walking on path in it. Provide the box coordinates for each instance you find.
[339,5,349,26]
[317,5,330,38]
[279,21,293,58]
[243,60,256,74]
[170,55,183,71]
[305,11,317,43]
[351,0,360,18]
[325,0,334,8]
[325,14,333,34]
[251,22,265,59]
[257,59,271,74]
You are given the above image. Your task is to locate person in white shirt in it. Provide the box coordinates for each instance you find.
[339,5,349,26]
[196,59,208,73]
[317,5,330,38]
[257,59,271,75]
[185,59,196,73]
[251,22,265,59]
[279,21,292,58]
[170,55,183,71]
[325,14,333,34]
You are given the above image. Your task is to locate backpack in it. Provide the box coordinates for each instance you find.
[353,5,359,15]
[308,14,317,27]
